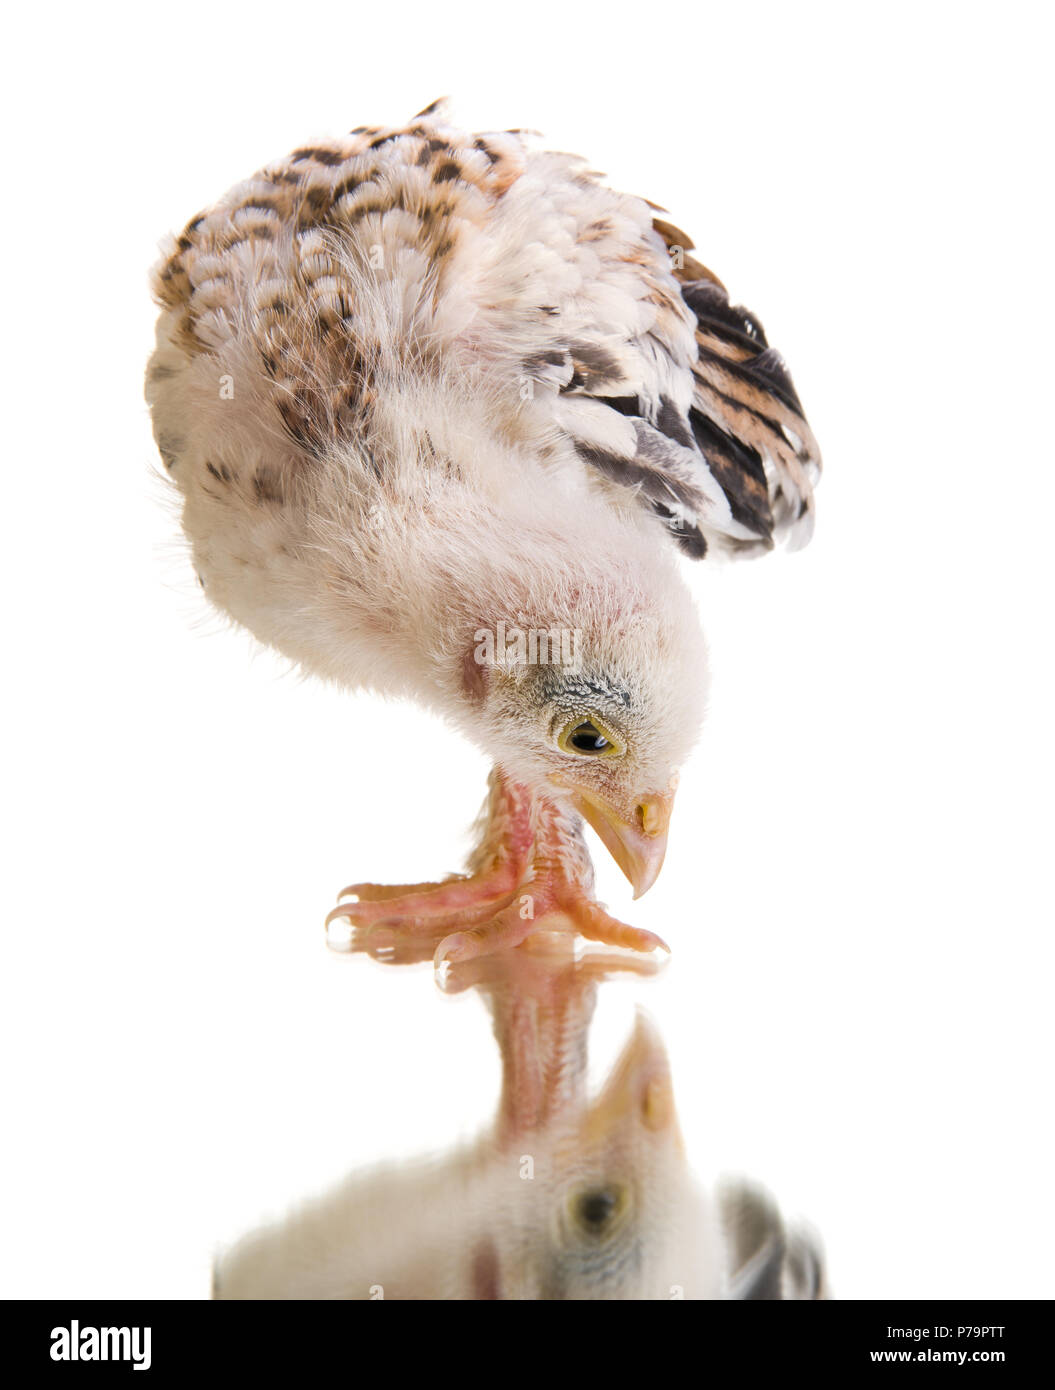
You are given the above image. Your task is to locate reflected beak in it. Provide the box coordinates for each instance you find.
[588,1012,679,1138]
[570,783,676,899]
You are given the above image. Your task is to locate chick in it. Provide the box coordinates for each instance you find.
[147,101,820,963]
[214,941,826,1299]
[213,1010,722,1300]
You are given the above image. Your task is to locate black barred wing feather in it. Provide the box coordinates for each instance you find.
[552,216,820,561]
[719,1180,828,1300]
[683,278,821,555]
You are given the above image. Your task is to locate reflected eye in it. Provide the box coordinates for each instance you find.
[557,715,624,759]
[577,1189,617,1227]
[567,1184,628,1237]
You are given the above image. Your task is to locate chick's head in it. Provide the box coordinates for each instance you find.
[463,569,708,896]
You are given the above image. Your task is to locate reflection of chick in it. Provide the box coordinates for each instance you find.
[215,940,827,1299]
[719,1180,828,1300]
[214,1014,721,1300]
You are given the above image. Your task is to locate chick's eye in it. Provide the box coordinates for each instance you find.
[570,722,609,752]
[577,1189,617,1227]
[557,715,623,759]
[567,1184,628,1236]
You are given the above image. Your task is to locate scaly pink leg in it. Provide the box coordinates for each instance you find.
[328,771,668,966]
[434,878,668,965]
[326,775,533,951]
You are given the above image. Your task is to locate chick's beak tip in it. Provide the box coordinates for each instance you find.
[571,787,675,899]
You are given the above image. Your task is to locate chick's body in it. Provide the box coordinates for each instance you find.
[147,104,819,960]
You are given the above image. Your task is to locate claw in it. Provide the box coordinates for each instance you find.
[325,915,355,952]
[552,890,670,955]
[326,886,518,936]
[337,876,469,904]
[434,906,537,969]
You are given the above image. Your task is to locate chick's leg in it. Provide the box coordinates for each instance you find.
[326,773,532,953]
[434,798,669,965]
[329,776,668,967]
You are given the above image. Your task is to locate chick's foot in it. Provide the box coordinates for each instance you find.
[326,771,667,967]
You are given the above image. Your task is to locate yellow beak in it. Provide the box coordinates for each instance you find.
[571,784,676,899]
[587,1012,679,1139]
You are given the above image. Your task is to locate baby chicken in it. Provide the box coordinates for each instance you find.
[147,102,819,963]
[214,1012,723,1300]
[214,941,825,1299]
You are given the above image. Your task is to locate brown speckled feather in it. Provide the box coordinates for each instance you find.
[149,106,819,564]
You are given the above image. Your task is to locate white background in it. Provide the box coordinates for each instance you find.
[2,1,1051,1300]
